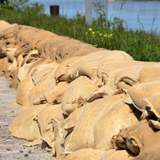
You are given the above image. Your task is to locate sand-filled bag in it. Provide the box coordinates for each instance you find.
[114,66,146,89]
[65,94,127,153]
[55,56,81,82]
[112,120,155,155]
[33,82,69,105]
[31,62,58,85]
[65,50,108,82]
[97,149,133,160]
[54,41,95,63]
[65,148,104,160]
[139,63,160,83]
[10,104,47,141]
[36,104,62,150]
[94,95,141,151]
[97,59,148,87]
[61,76,98,115]
[16,77,34,106]
[127,81,160,111]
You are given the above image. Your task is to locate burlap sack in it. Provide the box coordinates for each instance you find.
[65,50,108,82]
[0,46,7,58]
[114,66,146,89]
[94,95,141,151]
[127,81,160,111]
[65,148,104,160]
[6,48,17,62]
[55,57,81,82]
[97,149,133,160]
[16,77,34,106]
[112,120,154,155]
[141,95,160,128]
[33,82,69,105]
[31,62,58,85]
[86,84,121,102]
[10,104,47,141]
[61,76,98,115]
[36,104,62,152]
[139,63,160,83]
[21,49,40,66]
[67,51,133,86]
[65,94,127,153]
[8,104,46,133]
[97,60,146,87]
[18,59,42,81]
[54,41,94,63]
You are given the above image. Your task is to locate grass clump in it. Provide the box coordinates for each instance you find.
[0,7,160,62]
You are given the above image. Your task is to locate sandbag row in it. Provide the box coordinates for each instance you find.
[0,20,160,160]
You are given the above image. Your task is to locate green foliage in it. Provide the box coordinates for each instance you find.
[0,8,160,62]
[0,0,45,14]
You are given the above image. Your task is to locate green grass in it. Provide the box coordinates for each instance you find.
[0,8,160,62]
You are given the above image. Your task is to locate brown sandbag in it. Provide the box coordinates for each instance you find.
[6,48,17,62]
[114,66,146,90]
[16,77,34,106]
[8,104,46,134]
[54,41,94,63]
[31,62,58,85]
[98,149,133,160]
[139,63,160,83]
[0,46,7,58]
[69,51,134,85]
[97,60,148,87]
[94,95,141,151]
[65,50,108,82]
[86,84,121,102]
[141,95,160,127]
[132,129,160,160]
[55,56,82,82]
[112,120,154,155]
[61,76,98,115]
[10,104,47,141]
[18,59,42,82]
[65,148,104,160]
[65,94,127,153]
[127,81,160,111]
[33,82,69,105]
[36,104,62,152]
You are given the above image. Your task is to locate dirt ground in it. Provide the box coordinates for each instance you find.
[0,77,54,160]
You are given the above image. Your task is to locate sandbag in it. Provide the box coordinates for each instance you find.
[61,76,98,115]
[6,48,17,62]
[10,104,47,141]
[55,56,81,82]
[114,66,146,89]
[69,51,134,84]
[16,77,34,106]
[98,149,133,160]
[65,94,127,153]
[33,82,69,105]
[139,63,160,83]
[127,81,160,111]
[94,95,141,151]
[36,104,62,152]
[65,148,104,160]
[65,50,108,82]
[112,120,154,155]
[31,62,58,85]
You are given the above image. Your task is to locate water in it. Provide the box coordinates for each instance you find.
[29,0,160,33]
